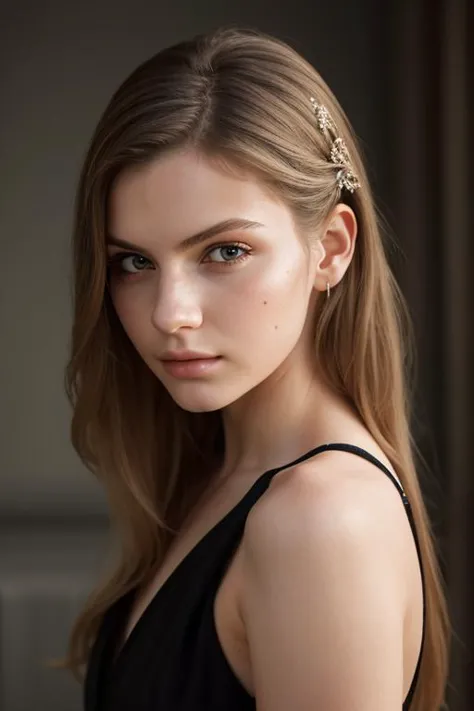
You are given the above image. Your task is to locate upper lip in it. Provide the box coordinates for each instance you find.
[160,350,219,361]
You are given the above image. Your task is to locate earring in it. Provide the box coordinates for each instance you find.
[326,282,331,299]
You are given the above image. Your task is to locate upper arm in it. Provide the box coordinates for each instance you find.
[240,467,408,711]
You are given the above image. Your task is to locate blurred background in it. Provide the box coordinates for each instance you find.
[0,0,472,709]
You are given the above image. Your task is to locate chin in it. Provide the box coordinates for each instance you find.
[179,402,221,414]
[166,381,248,413]
[165,386,227,413]
[153,360,264,413]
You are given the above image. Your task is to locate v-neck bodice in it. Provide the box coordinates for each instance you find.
[83,442,425,711]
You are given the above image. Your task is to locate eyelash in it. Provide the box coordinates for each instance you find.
[106,242,252,278]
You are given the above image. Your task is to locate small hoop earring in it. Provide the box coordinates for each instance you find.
[326,282,331,300]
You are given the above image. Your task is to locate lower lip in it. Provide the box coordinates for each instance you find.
[161,357,222,378]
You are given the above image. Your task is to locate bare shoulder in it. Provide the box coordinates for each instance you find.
[243,451,411,572]
[238,452,416,708]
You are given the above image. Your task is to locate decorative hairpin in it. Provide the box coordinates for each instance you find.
[310,97,361,193]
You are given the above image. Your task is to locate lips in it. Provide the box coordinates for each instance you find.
[160,355,223,378]
[160,351,219,362]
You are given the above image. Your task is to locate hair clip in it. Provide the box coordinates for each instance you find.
[310,97,361,193]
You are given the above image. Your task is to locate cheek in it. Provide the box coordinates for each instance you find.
[108,285,147,346]
[220,262,310,343]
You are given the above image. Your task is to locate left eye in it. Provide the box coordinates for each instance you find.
[204,244,250,264]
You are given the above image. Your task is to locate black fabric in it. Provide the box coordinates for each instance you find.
[84,442,425,710]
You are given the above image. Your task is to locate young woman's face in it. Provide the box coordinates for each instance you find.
[106,148,320,412]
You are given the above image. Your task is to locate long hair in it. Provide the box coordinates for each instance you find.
[61,26,449,709]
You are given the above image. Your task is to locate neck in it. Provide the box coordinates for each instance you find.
[218,355,359,481]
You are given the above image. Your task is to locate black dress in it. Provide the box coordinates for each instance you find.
[84,442,425,710]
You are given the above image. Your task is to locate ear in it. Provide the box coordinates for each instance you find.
[312,203,358,293]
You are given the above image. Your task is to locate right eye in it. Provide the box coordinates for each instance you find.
[107,252,152,275]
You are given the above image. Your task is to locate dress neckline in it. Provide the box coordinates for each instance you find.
[103,442,344,679]
[85,442,422,711]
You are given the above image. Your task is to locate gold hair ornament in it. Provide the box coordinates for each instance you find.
[310,97,361,193]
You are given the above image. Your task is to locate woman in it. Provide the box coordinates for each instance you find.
[62,26,449,710]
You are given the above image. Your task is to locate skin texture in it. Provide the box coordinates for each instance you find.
[241,460,411,710]
[107,147,423,709]
[107,147,358,476]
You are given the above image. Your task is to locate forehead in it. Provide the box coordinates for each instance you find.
[107,148,295,246]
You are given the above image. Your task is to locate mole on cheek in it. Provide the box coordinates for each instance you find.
[263,300,267,305]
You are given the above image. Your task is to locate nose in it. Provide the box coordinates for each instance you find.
[150,272,203,334]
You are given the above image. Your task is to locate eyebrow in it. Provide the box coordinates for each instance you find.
[106,218,265,256]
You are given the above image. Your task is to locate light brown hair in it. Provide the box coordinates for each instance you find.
[61,26,450,709]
